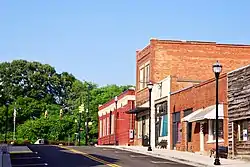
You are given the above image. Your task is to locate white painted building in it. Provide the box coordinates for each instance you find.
[150,76,171,149]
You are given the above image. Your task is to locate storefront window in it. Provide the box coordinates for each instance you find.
[156,102,168,137]
[137,117,142,138]
[212,120,224,140]
[238,119,249,141]
[160,114,168,136]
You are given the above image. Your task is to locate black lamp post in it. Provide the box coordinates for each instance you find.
[147,82,153,151]
[114,96,118,145]
[212,61,222,165]
[78,104,84,146]
[85,84,90,146]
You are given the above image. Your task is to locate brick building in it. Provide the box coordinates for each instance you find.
[170,74,228,154]
[98,88,135,146]
[132,38,250,148]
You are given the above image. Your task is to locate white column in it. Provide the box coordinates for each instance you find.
[151,102,156,148]
[167,95,171,149]
[238,124,241,141]
[200,123,204,152]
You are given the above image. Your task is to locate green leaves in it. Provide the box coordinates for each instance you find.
[0,59,134,143]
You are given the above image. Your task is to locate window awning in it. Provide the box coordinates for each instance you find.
[126,107,149,114]
[182,104,224,122]
[181,108,203,122]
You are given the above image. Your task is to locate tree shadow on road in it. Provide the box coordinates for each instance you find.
[29,145,120,167]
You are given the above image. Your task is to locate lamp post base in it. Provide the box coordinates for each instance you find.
[148,146,152,151]
[214,158,221,165]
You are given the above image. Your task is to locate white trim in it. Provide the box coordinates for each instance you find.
[206,139,224,144]
[228,64,250,74]
[144,61,150,66]
[98,95,135,116]
[181,108,203,122]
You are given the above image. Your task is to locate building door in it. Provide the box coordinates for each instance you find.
[172,122,177,149]
[142,116,149,146]
[172,112,180,149]
[155,122,159,146]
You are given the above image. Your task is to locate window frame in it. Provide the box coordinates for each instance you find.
[207,119,224,143]
[184,108,193,142]
[138,62,150,90]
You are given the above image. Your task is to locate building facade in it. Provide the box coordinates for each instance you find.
[170,74,228,154]
[133,38,250,148]
[98,88,135,146]
[228,65,250,158]
[152,76,171,148]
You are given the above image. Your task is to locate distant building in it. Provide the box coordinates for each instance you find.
[98,88,135,146]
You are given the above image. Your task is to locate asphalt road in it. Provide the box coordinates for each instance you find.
[11,145,195,167]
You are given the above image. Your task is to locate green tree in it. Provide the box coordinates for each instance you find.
[0,59,134,143]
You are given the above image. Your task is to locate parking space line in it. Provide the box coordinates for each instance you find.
[151,161,177,164]
[130,155,148,158]
[103,148,114,151]
[114,151,130,154]
[10,151,33,154]
[59,146,121,167]
[12,163,48,167]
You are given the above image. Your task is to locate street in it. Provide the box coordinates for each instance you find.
[10,145,195,167]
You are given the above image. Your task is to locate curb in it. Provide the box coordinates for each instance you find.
[96,146,214,167]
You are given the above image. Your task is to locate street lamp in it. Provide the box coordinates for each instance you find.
[86,84,90,146]
[78,104,84,146]
[212,61,222,165]
[114,96,118,145]
[147,82,153,151]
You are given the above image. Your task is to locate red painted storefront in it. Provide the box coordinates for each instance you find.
[98,89,136,146]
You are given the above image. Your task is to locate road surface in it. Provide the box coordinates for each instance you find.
[11,145,195,167]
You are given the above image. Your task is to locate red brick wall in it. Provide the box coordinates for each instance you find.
[98,100,135,146]
[136,39,250,106]
[170,74,228,152]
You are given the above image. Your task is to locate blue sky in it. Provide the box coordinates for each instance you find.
[0,0,250,86]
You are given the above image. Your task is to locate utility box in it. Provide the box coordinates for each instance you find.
[129,129,134,139]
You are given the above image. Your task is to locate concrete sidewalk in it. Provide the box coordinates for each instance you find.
[96,145,250,167]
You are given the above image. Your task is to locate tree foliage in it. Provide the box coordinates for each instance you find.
[0,60,133,143]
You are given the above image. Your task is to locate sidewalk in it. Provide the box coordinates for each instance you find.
[96,145,250,167]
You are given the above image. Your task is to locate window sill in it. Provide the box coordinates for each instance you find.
[206,139,224,144]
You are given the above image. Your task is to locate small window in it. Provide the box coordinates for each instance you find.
[145,64,150,83]
[139,68,144,89]
[238,119,249,141]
